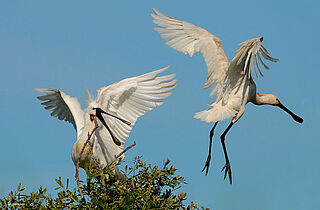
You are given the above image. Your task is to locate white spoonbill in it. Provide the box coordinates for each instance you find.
[152,9,303,184]
[36,66,176,176]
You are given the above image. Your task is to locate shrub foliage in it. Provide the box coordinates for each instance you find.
[1,157,207,209]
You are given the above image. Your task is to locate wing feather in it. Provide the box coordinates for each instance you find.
[96,66,176,146]
[221,37,278,103]
[36,88,84,132]
[152,9,229,98]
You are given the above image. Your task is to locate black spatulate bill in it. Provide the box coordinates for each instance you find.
[93,108,132,146]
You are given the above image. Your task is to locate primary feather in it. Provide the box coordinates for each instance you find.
[35,88,84,131]
[96,66,177,155]
[152,8,229,99]
[36,66,177,173]
[152,9,278,122]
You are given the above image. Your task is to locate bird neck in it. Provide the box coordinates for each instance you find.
[253,93,276,105]
[72,122,96,166]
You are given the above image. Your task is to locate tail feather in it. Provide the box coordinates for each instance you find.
[194,102,236,123]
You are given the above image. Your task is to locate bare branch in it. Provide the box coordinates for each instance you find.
[75,126,98,199]
[75,126,136,198]
[107,141,137,167]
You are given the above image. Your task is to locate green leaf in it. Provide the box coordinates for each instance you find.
[0,156,207,209]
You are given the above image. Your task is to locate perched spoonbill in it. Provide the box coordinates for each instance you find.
[152,9,303,184]
[36,66,176,176]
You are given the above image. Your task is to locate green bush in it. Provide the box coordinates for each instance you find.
[0,157,208,209]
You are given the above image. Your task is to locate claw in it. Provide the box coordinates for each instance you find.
[201,154,211,175]
[221,162,232,184]
[224,167,228,179]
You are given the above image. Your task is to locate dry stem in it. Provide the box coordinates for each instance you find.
[75,126,136,199]
[107,141,137,167]
[75,126,97,199]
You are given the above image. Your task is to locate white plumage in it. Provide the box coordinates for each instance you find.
[152,9,278,122]
[152,9,302,184]
[36,66,176,175]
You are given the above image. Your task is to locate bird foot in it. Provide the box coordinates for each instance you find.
[201,154,211,175]
[221,161,232,184]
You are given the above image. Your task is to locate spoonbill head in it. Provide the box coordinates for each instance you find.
[36,66,177,175]
[254,93,303,123]
[152,9,303,184]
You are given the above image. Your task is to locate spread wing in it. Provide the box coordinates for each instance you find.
[152,8,229,98]
[221,37,279,103]
[233,37,278,79]
[96,66,176,148]
[36,88,84,132]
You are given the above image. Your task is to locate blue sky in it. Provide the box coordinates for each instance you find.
[0,1,319,209]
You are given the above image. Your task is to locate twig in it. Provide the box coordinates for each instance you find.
[75,126,98,199]
[107,141,137,167]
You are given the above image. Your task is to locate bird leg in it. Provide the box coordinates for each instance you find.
[202,122,218,175]
[220,121,234,184]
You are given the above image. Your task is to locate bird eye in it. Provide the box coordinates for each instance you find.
[90,114,95,121]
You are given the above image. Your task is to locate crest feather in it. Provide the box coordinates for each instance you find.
[81,88,94,104]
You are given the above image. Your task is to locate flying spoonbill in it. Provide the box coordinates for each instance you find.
[36,66,176,176]
[152,9,303,184]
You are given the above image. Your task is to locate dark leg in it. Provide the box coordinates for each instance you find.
[220,121,234,184]
[202,122,218,175]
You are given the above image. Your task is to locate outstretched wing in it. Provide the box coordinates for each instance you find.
[96,66,176,148]
[36,88,84,132]
[152,8,229,98]
[221,37,279,103]
[233,37,278,79]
